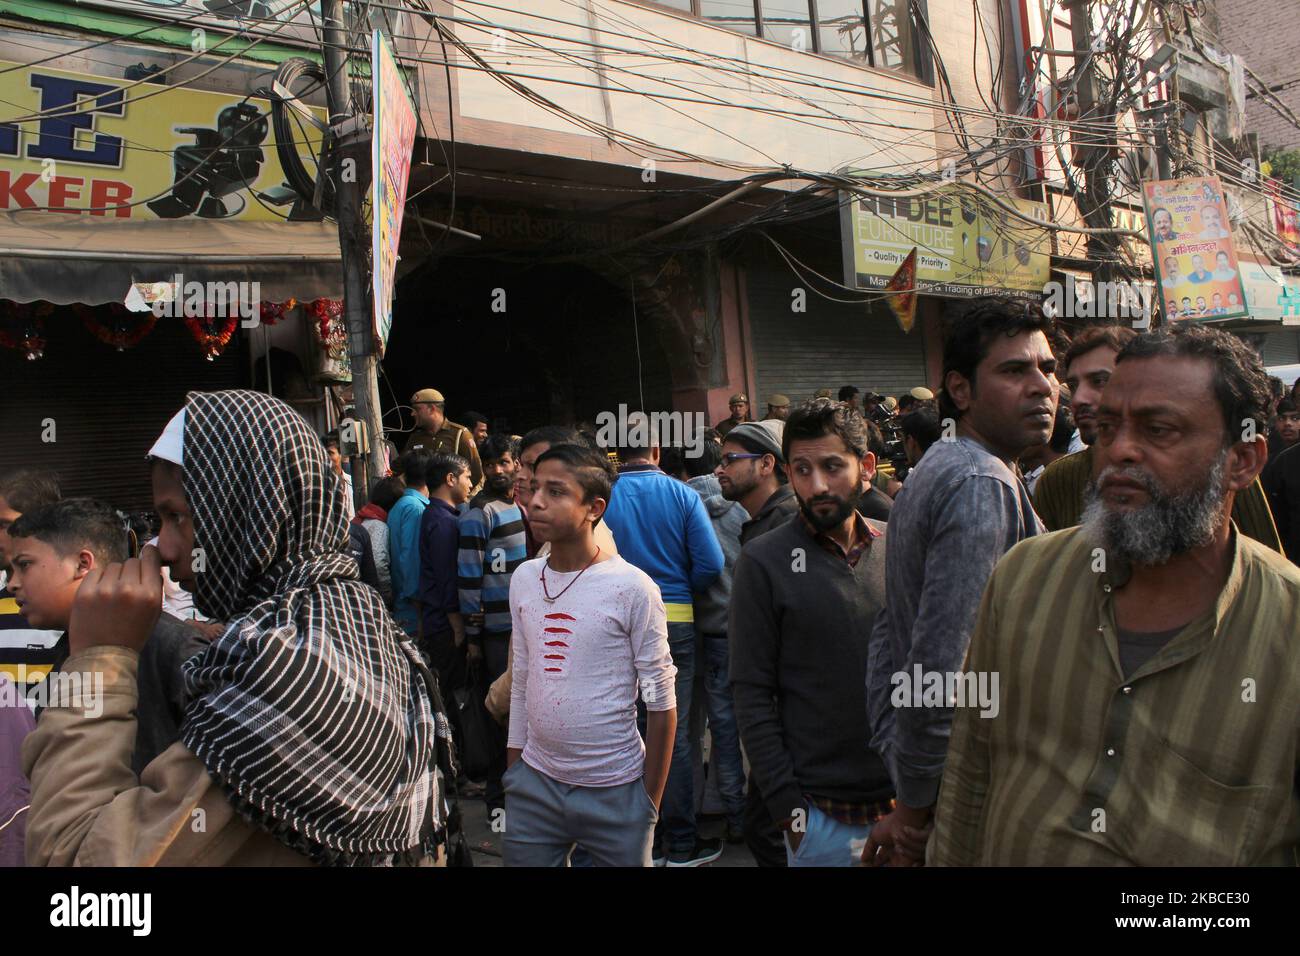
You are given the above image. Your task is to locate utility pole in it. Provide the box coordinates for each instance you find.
[1065,0,1123,291]
[322,0,385,506]
[1153,3,1179,181]
[1153,107,1174,180]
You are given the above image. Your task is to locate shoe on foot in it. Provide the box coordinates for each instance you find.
[723,821,746,845]
[666,838,723,867]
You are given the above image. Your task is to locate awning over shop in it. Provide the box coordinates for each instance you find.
[0,214,343,305]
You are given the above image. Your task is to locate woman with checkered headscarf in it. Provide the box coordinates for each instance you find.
[23,390,455,866]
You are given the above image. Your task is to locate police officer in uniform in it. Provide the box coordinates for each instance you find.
[715,393,751,437]
[405,388,484,487]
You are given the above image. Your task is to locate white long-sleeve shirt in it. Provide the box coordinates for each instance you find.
[507,554,676,787]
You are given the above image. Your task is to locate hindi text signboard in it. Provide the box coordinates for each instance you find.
[1143,176,1249,322]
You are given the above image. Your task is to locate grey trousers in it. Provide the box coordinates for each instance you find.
[502,759,658,867]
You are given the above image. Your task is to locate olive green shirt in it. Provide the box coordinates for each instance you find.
[931,525,1300,866]
[1033,446,1282,553]
[405,421,483,486]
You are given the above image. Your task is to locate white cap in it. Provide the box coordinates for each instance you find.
[148,408,185,465]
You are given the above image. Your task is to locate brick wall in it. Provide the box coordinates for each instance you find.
[1213,0,1300,151]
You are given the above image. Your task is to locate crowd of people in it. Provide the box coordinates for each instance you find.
[3,295,1300,868]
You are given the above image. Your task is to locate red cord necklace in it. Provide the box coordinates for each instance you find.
[541,546,602,603]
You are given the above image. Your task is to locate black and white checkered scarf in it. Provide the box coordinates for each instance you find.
[176,390,451,865]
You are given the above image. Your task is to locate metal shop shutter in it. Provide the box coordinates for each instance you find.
[745,269,928,406]
[0,311,247,514]
[1259,330,1300,367]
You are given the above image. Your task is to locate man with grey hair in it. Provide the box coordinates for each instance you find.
[603,411,724,866]
[931,325,1300,865]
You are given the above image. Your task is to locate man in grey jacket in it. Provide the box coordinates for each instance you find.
[675,439,749,844]
[865,297,1058,865]
[719,422,798,545]
[714,418,799,865]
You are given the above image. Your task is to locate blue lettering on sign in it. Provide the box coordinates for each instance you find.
[0,122,16,156]
[26,73,125,166]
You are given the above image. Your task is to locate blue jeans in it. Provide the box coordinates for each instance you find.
[660,621,698,854]
[701,632,745,830]
[783,804,874,867]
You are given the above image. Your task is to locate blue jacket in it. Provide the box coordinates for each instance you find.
[387,487,429,632]
[604,464,724,608]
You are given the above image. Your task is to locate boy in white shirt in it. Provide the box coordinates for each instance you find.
[504,443,677,866]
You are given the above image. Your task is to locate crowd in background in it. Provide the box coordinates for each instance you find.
[4,295,1300,867]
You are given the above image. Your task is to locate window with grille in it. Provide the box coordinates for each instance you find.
[644,0,933,83]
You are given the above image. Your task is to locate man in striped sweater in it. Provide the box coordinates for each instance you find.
[459,434,528,815]
[1034,325,1282,551]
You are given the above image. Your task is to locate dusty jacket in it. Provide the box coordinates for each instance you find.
[23,647,315,866]
[739,485,798,546]
[686,475,748,635]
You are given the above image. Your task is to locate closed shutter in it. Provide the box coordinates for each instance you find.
[745,269,927,404]
[0,309,247,513]
[1259,330,1300,367]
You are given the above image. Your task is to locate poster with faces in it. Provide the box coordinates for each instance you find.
[1144,176,1249,323]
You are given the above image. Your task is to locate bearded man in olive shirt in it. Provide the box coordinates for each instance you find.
[1034,328,1281,551]
[933,327,1300,866]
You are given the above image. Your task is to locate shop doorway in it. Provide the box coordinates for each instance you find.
[382,256,672,441]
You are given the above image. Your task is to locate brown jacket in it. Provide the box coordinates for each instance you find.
[23,647,444,867]
[23,647,313,866]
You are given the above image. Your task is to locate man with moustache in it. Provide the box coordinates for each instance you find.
[1034,326,1281,551]
[716,421,797,547]
[930,326,1300,865]
[713,418,799,866]
[714,394,752,438]
[865,297,1058,866]
[729,399,893,866]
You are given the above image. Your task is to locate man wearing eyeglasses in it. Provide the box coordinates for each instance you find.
[714,419,797,866]
[716,422,797,547]
[405,388,483,489]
